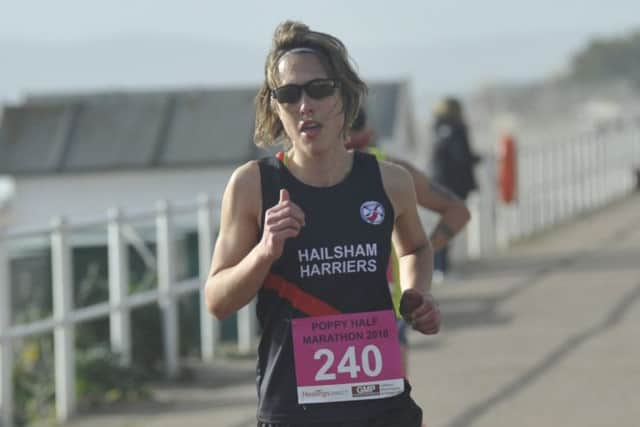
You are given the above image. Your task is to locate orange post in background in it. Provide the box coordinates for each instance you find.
[498,134,517,203]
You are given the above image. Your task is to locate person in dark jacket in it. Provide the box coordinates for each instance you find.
[430,97,481,277]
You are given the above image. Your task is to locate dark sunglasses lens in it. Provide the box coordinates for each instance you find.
[274,86,301,103]
[306,80,336,99]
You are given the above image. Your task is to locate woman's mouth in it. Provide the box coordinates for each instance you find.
[299,120,322,139]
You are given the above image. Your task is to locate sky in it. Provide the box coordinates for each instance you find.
[1,0,640,108]
[2,0,639,46]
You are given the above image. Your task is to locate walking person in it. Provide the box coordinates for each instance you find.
[204,21,439,427]
[429,97,481,280]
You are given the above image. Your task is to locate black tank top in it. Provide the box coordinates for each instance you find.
[256,151,414,423]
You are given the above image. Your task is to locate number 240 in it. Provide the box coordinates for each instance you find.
[314,345,383,381]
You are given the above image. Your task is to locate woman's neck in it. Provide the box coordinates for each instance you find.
[286,147,353,187]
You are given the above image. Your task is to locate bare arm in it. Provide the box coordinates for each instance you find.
[204,161,305,320]
[386,156,470,251]
[380,161,432,293]
[380,161,439,334]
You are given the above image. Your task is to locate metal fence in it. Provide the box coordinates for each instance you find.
[1,121,639,426]
[0,196,259,427]
[491,123,640,247]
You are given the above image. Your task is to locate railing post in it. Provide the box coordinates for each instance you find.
[618,131,628,195]
[547,147,555,226]
[482,155,498,256]
[572,139,580,213]
[552,146,561,225]
[0,231,14,427]
[595,137,604,207]
[578,139,587,212]
[603,135,612,203]
[634,128,640,191]
[156,201,180,379]
[51,217,75,422]
[108,208,132,365]
[542,148,553,228]
[626,129,636,193]
[565,141,573,218]
[197,195,219,362]
[517,148,530,237]
[557,142,564,221]
[535,150,545,232]
[587,137,596,210]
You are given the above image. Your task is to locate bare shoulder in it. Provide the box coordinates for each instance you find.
[378,159,413,194]
[378,159,416,217]
[223,160,262,221]
[229,160,260,188]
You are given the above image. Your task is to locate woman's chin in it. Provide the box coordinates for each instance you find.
[293,134,341,155]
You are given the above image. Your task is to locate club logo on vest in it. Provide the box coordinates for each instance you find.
[360,201,385,225]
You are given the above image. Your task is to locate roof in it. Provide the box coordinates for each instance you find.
[0,81,409,176]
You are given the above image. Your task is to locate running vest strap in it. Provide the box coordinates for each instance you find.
[255,151,413,424]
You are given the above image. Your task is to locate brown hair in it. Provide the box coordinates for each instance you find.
[254,21,367,147]
[435,97,463,121]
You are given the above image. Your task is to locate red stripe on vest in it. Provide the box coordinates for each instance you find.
[263,274,341,316]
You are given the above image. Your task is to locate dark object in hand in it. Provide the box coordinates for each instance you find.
[399,289,423,319]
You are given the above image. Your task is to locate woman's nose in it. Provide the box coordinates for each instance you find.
[298,92,314,116]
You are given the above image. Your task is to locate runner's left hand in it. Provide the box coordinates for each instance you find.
[400,289,440,335]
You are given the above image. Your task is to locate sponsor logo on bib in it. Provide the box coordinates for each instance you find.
[352,384,381,397]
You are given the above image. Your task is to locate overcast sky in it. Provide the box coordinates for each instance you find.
[1,0,640,104]
[3,0,639,45]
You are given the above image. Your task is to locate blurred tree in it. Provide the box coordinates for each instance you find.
[568,29,640,86]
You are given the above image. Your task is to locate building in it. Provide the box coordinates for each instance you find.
[0,80,416,232]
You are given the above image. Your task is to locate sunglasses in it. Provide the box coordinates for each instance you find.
[271,78,340,104]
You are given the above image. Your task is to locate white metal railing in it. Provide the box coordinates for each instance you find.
[443,119,640,263]
[0,195,258,427]
[469,121,640,254]
[497,124,640,245]
[1,121,639,426]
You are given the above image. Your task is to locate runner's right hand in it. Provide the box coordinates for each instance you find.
[260,189,305,260]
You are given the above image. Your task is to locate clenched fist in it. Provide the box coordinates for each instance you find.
[259,189,305,260]
[399,288,440,335]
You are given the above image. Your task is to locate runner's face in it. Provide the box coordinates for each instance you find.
[273,53,344,154]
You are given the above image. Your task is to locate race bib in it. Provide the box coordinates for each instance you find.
[291,310,404,404]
